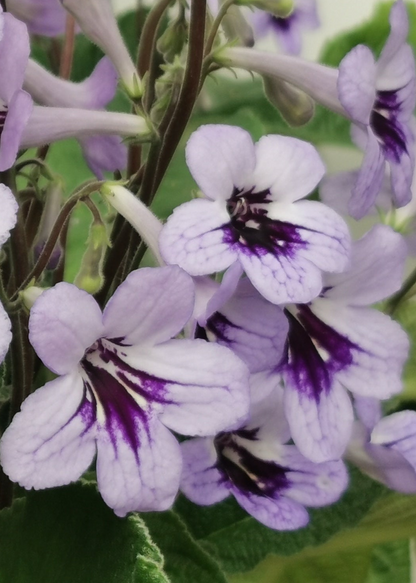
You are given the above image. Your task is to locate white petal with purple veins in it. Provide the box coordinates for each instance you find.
[96,414,182,516]
[29,282,104,375]
[252,135,325,203]
[0,373,96,489]
[103,266,195,346]
[185,124,256,201]
[160,198,237,276]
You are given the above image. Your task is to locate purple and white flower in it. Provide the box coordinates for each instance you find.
[280,225,409,462]
[0,266,250,516]
[251,0,319,55]
[159,124,350,305]
[346,397,416,493]
[7,0,67,37]
[181,375,348,530]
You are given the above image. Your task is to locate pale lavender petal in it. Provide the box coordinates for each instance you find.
[96,415,182,516]
[204,278,289,372]
[252,135,325,203]
[29,282,104,375]
[245,376,291,444]
[278,446,348,507]
[80,135,127,179]
[323,224,408,305]
[377,43,415,106]
[185,124,256,201]
[312,300,409,399]
[377,0,410,75]
[232,488,309,530]
[8,0,67,37]
[348,128,386,219]
[371,410,416,470]
[0,373,96,489]
[338,45,376,125]
[284,379,353,463]
[0,183,18,245]
[0,302,11,363]
[181,437,230,505]
[160,198,238,276]
[203,261,243,322]
[354,396,382,431]
[389,123,414,207]
[103,266,194,346]
[0,13,30,103]
[126,339,250,435]
[0,90,33,172]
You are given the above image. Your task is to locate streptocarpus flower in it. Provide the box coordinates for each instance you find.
[0,184,18,363]
[346,397,416,493]
[7,0,67,37]
[24,57,127,178]
[159,124,350,305]
[0,266,250,516]
[181,374,348,530]
[280,224,409,462]
[251,0,319,55]
[216,1,416,219]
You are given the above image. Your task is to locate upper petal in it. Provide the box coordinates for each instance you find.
[0,373,97,489]
[252,135,325,203]
[0,13,30,103]
[0,90,33,172]
[371,410,416,470]
[377,0,410,77]
[185,124,256,201]
[338,45,376,125]
[103,266,195,347]
[323,224,408,305]
[0,183,17,245]
[159,198,238,276]
[96,414,182,516]
[80,135,127,179]
[29,282,104,375]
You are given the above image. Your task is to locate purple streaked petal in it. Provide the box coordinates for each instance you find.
[0,183,18,245]
[0,89,33,172]
[371,410,416,470]
[132,339,250,435]
[185,124,256,201]
[0,13,29,103]
[277,446,348,507]
[389,122,414,207]
[0,373,96,490]
[284,377,353,463]
[29,282,104,375]
[239,245,323,304]
[159,198,238,276]
[348,128,386,219]
[312,300,409,399]
[79,135,127,179]
[103,266,195,346]
[0,302,11,363]
[252,135,325,203]
[377,44,416,109]
[338,45,376,125]
[96,414,182,516]
[323,224,408,305]
[232,488,309,530]
[181,437,230,505]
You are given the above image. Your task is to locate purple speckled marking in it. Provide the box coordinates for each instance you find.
[269,12,297,33]
[206,312,241,344]
[282,306,360,401]
[0,108,7,136]
[371,89,408,162]
[214,431,291,497]
[222,186,307,258]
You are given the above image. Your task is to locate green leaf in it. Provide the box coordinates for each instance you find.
[142,510,228,583]
[174,467,387,574]
[392,299,416,401]
[366,540,410,583]
[0,482,169,583]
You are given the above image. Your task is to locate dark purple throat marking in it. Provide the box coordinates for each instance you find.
[371,89,409,162]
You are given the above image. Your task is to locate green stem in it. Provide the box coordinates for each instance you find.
[137,0,172,80]
[204,0,234,57]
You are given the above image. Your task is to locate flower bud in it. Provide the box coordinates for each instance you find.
[74,222,108,295]
[263,75,315,126]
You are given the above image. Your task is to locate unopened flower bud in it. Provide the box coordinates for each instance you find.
[222,5,254,47]
[263,76,315,126]
[74,222,108,294]
[34,182,63,270]
[157,15,188,62]
[20,286,46,310]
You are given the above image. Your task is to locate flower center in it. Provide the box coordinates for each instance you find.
[371,89,408,162]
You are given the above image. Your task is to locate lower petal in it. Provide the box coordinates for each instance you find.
[0,373,96,489]
[0,90,33,171]
[96,415,182,516]
[80,135,127,180]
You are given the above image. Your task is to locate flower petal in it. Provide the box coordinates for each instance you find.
[338,45,376,125]
[377,0,410,76]
[232,488,309,530]
[0,89,33,172]
[185,124,256,201]
[29,282,104,375]
[0,13,30,103]
[371,410,416,470]
[126,338,250,435]
[284,378,353,463]
[0,373,96,489]
[0,302,11,363]
[246,374,291,443]
[323,224,408,305]
[103,266,195,346]
[181,437,230,505]
[80,135,127,179]
[160,198,237,275]
[96,415,182,516]
[0,183,17,245]
[389,123,414,208]
[252,135,325,203]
